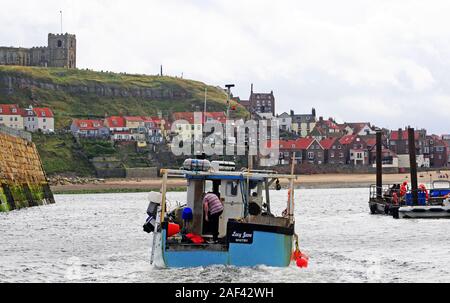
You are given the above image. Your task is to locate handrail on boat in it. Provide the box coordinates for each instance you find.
[160,168,298,180]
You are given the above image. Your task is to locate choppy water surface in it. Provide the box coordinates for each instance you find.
[1,188,450,283]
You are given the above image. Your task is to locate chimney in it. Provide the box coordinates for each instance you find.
[312,108,316,117]
[398,128,403,140]
[251,83,254,94]
[319,116,324,122]
[290,110,294,117]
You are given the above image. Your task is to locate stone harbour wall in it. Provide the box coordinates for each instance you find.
[0,129,55,212]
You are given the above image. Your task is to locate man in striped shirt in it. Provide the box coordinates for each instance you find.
[203,192,224,242]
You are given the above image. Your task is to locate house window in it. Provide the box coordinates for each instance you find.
[43,119,47,123]
[58,40,62,47]
[338,145,342,149]
[308,152,314,160]
[331,152,335,158]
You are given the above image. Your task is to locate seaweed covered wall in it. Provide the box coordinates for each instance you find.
[0,128,55,212]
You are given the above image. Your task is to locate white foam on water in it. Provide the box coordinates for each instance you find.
[1,189,450,282]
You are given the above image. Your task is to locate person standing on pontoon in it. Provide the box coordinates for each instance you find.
[203,192,224,242]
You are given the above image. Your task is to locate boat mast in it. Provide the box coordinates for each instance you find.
[288,154,295,223]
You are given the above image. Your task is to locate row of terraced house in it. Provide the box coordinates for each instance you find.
[70,111,229,145]
[0,104,54,133]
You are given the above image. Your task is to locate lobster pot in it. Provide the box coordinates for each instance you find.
[183,159,211,172]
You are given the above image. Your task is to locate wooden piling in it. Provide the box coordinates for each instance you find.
[376,130,383,200]
[408,127,419,205]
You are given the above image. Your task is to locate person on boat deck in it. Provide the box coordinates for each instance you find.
[419,184,429,201]
[203,192,224,242]
[400,181,408,197]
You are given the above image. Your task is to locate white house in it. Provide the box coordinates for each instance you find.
[0,104,24,129]
[22,107,39,132]
[32,107,54,133]
[276,112,292,132]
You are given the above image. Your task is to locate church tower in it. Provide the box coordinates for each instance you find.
[47,33,76,68]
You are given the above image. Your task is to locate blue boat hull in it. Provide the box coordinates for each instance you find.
[161,222,294,268]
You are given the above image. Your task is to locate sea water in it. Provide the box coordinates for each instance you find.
[1,188,449,283]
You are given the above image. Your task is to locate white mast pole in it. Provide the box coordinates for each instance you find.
[60,11,63,34]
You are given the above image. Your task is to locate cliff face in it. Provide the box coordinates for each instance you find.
[0,66,246,128]
[1,73,192,99]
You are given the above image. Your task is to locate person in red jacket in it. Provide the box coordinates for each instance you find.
[400,181,408,197]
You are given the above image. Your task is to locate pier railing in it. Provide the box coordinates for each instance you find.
[369,184,401,201]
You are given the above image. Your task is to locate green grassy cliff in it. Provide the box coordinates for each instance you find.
[0,66,247,128]
[0,66,248,177]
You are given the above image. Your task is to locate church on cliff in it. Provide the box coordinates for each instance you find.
[0,33,76,69]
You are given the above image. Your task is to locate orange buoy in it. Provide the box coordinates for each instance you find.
[296,257,308,268]
[292,249,309,268]
[167,223,181,238]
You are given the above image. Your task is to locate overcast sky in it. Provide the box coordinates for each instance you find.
[1,0,450,134]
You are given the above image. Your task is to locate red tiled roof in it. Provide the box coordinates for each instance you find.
[0,104,22,115]
[320,119,340,129]
[278,138,316,150]
[320,137,337,149]
[105,116,126,128]
[33,107,54,118]
[173,112,197,124]
[72,119,105,131]
[296,138,316,149]
[390,130,420,141]
[364,138,377,146]
[339,135,357,145]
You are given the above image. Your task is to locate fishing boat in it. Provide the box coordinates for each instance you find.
[144,159,307,268]
[369,127,450,219]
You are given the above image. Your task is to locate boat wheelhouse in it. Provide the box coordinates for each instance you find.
[146,160,303,268]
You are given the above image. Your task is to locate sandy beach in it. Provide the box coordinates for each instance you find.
[51,170,450,193]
